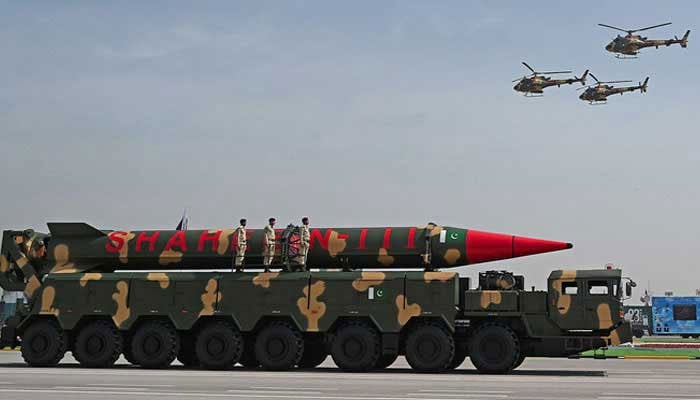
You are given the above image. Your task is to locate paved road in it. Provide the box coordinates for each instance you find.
[0,351,699,400]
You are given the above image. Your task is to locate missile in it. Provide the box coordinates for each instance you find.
[35,222,571,273]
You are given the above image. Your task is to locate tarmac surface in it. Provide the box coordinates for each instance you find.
[0,351,699,400]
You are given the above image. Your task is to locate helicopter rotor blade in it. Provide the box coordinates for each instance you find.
[589,72,600,83]
[633,22,672,33]
[522,62,536,73]
[598,23,630,34]
[539,70,573,75]
[512,77,524,82]
[601,80,634,84]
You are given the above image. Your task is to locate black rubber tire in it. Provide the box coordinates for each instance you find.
[469,323,520,374]
[298,336,327,369]
[196,321,243,370]
[374,353,398,370]
[73,320,123,368]
[177,333,199,368]
[405,322,455,372]
[21,319,67,367]
[633,329,644,339]
[447,340,468,369]
[255,321,303,371]
[130,320,180,369]
[330,321,381,372]
[511,354,526,370]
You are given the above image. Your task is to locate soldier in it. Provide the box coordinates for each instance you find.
[263,218,276,271]
[299,217,311,268]
[234,218,247,272]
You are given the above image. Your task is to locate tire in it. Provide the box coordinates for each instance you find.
[177,333,199,368]
[330,321,381,372]
[511,354,526,370]
[196,321,243,370]
[21,319,67,367]
[405,322,455,372]
[469,323,520,374]
[130,320,179,369]
[73,320,123,368]
[633,329,644,339]
[447,340,468,370]
[255,321,303,371]
[374,353,398,370]
[298,336,327,369]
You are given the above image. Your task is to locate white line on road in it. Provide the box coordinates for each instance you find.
[53,386,151,391]
[228,389,323,395]
[419,389,513,394]
[415,394,507,398]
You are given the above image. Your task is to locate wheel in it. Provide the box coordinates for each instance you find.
[633,329,644,339]
[330,321,380,372]
[298,336,327,369]
[177,333,199,368]
[73,320,123,368]
[196,321,243,370]
[405,322,455,372]
[469,323,520,374]
[511,354,526,370]
[681,335,690,339]
[447,340,468,369]
[374,353,398,369]
[130,320,179,369]
[21,319,67,367]
[254,321,303,371]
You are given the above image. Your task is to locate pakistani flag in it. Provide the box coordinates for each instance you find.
[439,229,465,243]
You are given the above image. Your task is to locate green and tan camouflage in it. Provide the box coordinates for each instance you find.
[599,22,690,57]
[0,222,631,374]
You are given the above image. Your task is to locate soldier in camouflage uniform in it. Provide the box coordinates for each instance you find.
[299,217,310,268]
[263,218,276,271]
[234,218,247,272]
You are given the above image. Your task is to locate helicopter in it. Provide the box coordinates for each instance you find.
[512,62,588,97]
[578,73,649,104]
[599,22,690,58]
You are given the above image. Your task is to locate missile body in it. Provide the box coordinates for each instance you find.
[42,222,572,273]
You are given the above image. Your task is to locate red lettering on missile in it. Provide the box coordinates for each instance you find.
[357,228,368,250]
[198,230,222,252]
[136,231,160,252]
[310,229,349,249]
[382,228,392,249]
[106,231,128,253]
[165,231,188,252]
[406,227,416,249]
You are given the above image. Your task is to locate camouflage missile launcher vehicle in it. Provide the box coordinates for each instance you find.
[0,222,632,373]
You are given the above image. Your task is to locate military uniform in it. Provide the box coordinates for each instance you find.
[234,225,247,271]
[299,224,310,266]
[263,223,275,269]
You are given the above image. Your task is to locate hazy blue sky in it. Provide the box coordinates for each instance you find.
[1,1,698,296]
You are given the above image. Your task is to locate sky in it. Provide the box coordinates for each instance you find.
[1,1,698,297]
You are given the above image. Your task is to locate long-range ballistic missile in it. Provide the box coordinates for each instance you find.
[13,222,572,274]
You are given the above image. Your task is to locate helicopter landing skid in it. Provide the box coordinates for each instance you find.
[524,92,544,97]
[587,100,607,105]
[614,54,638,60]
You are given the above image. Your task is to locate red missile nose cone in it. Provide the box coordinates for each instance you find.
[466,229,572,264]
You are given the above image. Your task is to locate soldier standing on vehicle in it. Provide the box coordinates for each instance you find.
[299,217,310,268]
[263,218,276,271]
[234,218,247,272]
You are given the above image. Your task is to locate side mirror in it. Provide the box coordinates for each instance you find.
[625,282,633,297]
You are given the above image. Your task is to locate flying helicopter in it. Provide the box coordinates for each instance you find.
[577,73,649,105]
[599,22,690,58]
[512,62,588,97]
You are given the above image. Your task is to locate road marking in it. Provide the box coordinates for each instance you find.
[419,389,512,394]
[415,394,507,398]
[53,386,149,391]
[228,389,323,395]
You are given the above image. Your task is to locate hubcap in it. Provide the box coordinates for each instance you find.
[482,335,506,362]
[416,334,439,361]
[32,334,49,353]
[143,334,162,355]
[267,337,286,360]
[343,337,365,360]
[86,334,106,355]
[206,336,225,356]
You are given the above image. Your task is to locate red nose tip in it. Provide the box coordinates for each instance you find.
[466,229,572,264]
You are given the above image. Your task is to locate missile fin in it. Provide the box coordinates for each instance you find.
[47,222,108,238]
